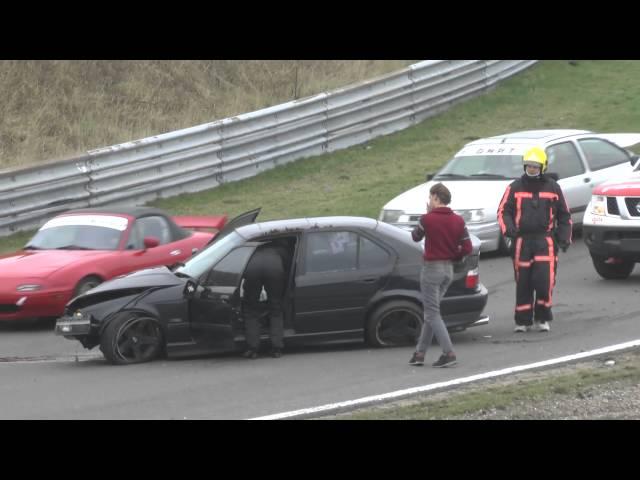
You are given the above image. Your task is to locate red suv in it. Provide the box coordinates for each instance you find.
[583,158,640,279]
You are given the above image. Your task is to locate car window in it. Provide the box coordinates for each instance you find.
[177,231,244,279]
[546,142,585,179]
[578,139,629,171]
[304,231,358,273]
[127,216,172,249]
[204,246,256,287]
[359,236,390,268]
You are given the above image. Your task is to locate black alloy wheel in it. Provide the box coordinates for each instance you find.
[100,313,164,365]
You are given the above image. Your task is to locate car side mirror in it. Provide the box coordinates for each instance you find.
[426,173,434,181]
[143,236,160,249]
[630,155,639,167]
[183,279,199,299]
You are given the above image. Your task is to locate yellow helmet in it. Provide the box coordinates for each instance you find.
[523,146,548,173]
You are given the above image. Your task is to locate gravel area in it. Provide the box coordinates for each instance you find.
[452,378,640,420]
[324,350,640,420]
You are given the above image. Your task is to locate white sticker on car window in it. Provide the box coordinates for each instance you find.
[41,215,129,231]
[457,145,526,156]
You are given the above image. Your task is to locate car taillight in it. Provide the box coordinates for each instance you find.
[465,267,479,289]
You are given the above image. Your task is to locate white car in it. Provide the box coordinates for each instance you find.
[583,158,640,279]
[379,130,640,254]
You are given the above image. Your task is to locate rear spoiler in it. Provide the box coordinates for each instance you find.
[172,215,228,232]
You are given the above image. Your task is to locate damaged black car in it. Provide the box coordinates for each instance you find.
[55,209,489,365]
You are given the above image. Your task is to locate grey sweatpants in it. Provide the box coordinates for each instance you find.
[415,261,454,355]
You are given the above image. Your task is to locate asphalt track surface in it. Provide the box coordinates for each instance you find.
[1,236,638,419]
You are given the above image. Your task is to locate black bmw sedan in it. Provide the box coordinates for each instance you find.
[55,209,489,365]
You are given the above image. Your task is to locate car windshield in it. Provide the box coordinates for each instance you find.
[436,155,522,179]
[175,231,244,280]
[25,215,128,251]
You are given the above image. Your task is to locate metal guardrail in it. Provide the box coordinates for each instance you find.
[0,60,537,236]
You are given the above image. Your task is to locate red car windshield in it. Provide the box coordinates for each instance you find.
[25,215,129,251]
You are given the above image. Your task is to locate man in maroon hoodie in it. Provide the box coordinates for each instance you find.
[408,183,472,368]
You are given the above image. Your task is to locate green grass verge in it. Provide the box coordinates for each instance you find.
[326,351,640,419]
[3,60,640,254]
[150,60,640,220]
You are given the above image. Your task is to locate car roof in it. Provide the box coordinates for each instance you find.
[236,216,379,238]
[466,129,592,146]
[60,207,170,219]
[456,129,594,157]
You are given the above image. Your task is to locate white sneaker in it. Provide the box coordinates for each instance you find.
[514,325,530,333]
[535,321,550,332]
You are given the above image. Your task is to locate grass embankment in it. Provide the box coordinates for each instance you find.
[2,60,640,255]
[326,350,640,419]
[0,60,413,170]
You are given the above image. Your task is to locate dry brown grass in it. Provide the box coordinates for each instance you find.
[0,60,414,169]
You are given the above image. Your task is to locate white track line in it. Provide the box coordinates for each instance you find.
[250,339,640,420]
[0,353,103,365]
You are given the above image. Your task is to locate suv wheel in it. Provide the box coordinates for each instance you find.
[591,254,635,280]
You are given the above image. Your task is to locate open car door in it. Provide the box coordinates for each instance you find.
[188,242,262,351]
[206,208,261,246]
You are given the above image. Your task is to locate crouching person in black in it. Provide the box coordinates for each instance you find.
[241,241,288,359]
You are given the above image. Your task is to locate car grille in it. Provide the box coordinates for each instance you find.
[625,197,640,217]
[607,197,619,215]
[0,304,19,314]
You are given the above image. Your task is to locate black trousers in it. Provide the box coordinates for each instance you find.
[512,235,558,325]
[242,249,286,350]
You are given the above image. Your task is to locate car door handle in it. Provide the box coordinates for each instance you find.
[583,177,591,183]
[359,277,377,284]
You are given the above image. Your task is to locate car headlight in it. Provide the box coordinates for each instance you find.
[16,284,43,292]
[379,209,404,223]
[590,195,606,216]
[455,209,486,224]
[58,310,92,334]
[73,310,88,321]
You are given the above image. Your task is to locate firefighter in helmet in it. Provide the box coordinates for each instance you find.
[497,146,572,332]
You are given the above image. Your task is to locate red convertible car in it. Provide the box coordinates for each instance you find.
[0,207,227,322]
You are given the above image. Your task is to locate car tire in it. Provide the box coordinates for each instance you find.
[100,312,164,365]
[590,254,635,280]
[365,300,423,348]
[73,276,102,297]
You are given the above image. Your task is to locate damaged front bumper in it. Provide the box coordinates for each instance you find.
[54,311,94,337]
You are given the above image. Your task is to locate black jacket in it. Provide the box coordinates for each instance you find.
[497,173,572,244]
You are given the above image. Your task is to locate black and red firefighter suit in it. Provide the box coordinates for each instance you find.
[497,173,572,327]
